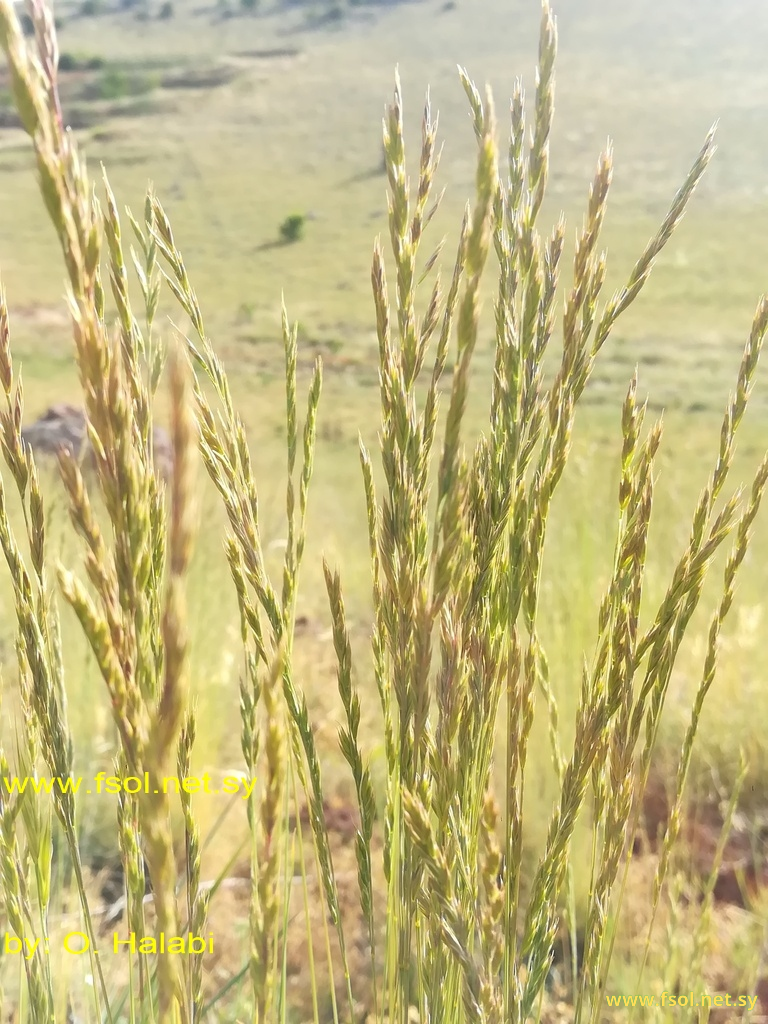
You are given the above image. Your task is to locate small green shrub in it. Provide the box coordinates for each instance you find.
[87,66,158,101]
[58,51,77,71]
[279,212,306,243]
[79,0,102,15]
[58,51,106,72]
[158,0,174,17]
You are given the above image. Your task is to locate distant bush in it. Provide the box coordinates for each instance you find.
[159,1,174,17]
[240,0,258,10]
[58,52,106,72]
[86,67,158,101]
[79,0,102,15]
[279,213,306,243]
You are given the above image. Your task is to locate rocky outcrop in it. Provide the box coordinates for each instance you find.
[21,403,173,481]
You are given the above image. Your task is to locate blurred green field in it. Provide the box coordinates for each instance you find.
[2,0,768,1010]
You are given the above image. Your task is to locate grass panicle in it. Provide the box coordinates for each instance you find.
[0,0,766,1021]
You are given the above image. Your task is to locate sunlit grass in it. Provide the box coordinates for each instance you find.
[2,0,768,1021]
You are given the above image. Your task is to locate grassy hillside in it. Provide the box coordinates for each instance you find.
[3,0,768,404]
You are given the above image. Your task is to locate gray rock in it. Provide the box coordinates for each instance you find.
[21,403,173,481]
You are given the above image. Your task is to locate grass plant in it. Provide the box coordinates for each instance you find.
[0,0,767,1021]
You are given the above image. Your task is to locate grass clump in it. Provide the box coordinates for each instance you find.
[85,66,159,101]
[0,0,766,1021]
[279,211,307,243]
[58,51,106,72]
